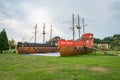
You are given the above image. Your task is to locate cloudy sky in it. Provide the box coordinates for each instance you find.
[0,0,120,43]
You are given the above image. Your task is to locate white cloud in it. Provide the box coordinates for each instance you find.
[0,0,120,43]
[20,2,71,41]
[2,18,32,40]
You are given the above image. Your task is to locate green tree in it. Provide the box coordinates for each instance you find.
[99,34,120,50]
[0,29,9,53]
[94,38,102,44]
[94,34,120,50]
[102,37,113,44]
[0,31,1,53]
[111,34,120,50]
[8,39,16,49]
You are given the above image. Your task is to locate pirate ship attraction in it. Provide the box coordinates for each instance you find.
[58,14,94,56]
[17,24,60,54]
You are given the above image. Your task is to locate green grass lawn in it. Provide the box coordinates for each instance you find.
[0,51,120,80]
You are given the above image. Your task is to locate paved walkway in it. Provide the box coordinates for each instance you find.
[28,52,60,57]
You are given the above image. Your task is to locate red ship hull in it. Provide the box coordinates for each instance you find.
[58,33,94,56]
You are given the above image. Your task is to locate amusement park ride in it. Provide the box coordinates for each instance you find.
[58,14,94,56]
[17,14,94,56]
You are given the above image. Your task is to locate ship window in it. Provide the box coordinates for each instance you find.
[77,49,79,52]
[35,49,37,51]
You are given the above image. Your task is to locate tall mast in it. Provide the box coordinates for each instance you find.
[50,25,53,40]
[22,38,26,43]
[82,18,85,35]
[34,24,38,43]
[77,15,81,39]
[43,23,46,43]
[72,14,75,40]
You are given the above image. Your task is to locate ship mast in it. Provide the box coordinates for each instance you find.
[43,23,46,43]
[50,25,53,40]
[77,15,81,39]
[82,18,85,35]
[34,24,38,43]
[72,14,75,40]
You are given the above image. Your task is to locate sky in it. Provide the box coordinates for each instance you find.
[0,0,120,43]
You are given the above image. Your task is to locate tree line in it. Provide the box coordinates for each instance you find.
[0,29,16,53]
[94,34,120,50]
